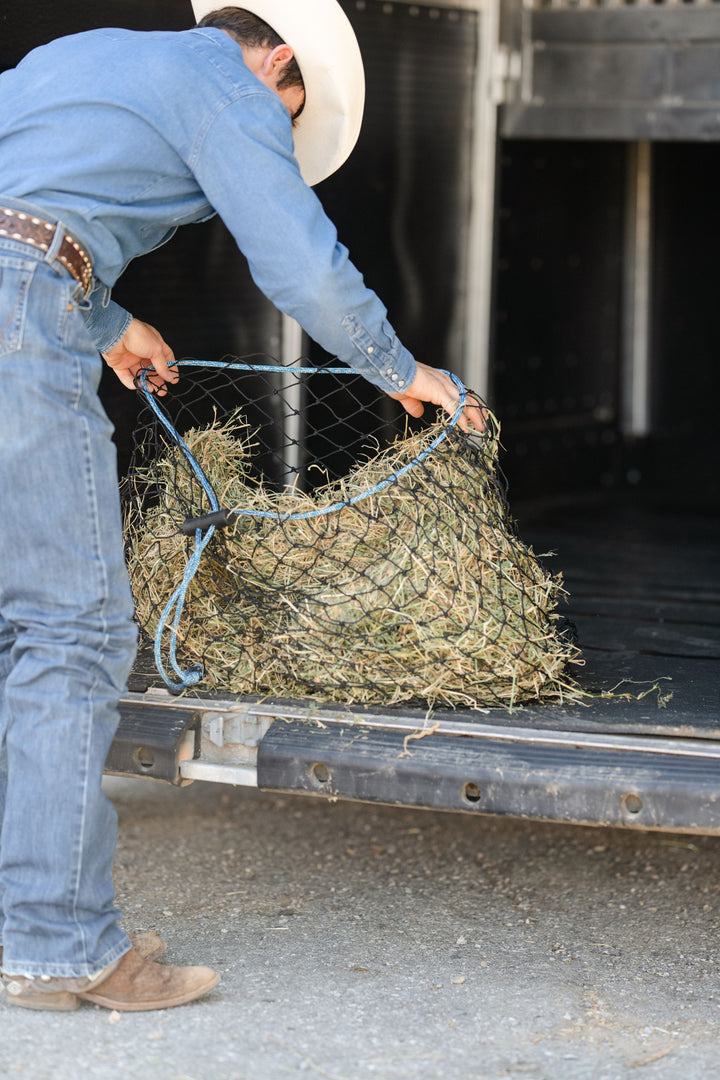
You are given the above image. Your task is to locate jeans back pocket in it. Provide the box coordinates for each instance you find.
[0,258,37,357]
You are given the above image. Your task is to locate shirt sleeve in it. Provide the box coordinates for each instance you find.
[80,283,132,353]
[189,88,417,396]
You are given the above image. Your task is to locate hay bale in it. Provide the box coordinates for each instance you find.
[125,406,582,709]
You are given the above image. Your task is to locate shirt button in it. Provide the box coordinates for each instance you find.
[398,380,405,388]
[386,368,393,376]
[367,346,374,354]
[391,373,399,381]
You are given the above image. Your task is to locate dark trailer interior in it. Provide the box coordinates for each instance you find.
[3,0,719,832]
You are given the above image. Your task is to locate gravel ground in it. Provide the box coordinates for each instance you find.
[2,776,720,1079]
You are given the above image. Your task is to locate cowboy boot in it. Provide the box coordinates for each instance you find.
[2,950,219,1012]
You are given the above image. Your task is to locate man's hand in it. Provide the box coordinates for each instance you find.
[102,318,178,394]
[389,361,487,433]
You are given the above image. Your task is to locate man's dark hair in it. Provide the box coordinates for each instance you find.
[197,7,304,93]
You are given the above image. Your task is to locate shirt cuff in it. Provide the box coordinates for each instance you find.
[340,313,417,394]
[80,285,132,354]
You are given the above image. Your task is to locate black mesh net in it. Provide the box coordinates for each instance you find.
[122,360,581,709]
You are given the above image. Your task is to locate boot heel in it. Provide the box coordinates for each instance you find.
[5,986,79,1011]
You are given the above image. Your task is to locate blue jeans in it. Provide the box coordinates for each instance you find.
[0,240,136,977]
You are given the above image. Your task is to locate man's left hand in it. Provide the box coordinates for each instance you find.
[102,317,178,394]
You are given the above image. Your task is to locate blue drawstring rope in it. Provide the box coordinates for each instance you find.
[137,363,467,691]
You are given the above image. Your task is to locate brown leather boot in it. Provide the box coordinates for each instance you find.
[1,936,218,1013]
[77,950,220,1011]
[126,931,166,962]
[2,959,124,1012]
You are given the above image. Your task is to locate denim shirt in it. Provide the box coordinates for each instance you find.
[0,27,416,395]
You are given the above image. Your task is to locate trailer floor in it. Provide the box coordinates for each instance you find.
[127,496,719,740]
[513,495,720,738]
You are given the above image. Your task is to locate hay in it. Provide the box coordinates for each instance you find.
[125,397,582,710]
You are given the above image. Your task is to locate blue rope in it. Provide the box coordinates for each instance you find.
[138,362,467,691]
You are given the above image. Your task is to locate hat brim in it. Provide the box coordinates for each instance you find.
[191,0,365,186]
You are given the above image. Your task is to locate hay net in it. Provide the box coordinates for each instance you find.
[123,360,580,710]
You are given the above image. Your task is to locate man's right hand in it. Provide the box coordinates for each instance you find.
[389,361,487,433]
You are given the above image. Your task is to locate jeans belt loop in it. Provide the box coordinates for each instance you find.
[44,220,66,265]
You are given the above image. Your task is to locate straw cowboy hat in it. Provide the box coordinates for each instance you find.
[191,0,365,186]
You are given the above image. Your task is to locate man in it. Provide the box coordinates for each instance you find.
[0,0,483,1012]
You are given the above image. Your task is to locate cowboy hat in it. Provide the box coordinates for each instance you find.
[191,0,365,186]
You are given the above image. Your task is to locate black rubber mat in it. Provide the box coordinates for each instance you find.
[509,497,720,738]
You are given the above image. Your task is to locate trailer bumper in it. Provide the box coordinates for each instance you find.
[108,692,720,834]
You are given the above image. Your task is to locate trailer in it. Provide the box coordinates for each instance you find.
[4,0,719,833]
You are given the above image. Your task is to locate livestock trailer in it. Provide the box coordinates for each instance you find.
[3,0,718,832]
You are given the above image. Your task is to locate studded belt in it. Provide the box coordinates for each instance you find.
[0,205,93,296]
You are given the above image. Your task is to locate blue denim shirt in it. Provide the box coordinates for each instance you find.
[0,27,416,394]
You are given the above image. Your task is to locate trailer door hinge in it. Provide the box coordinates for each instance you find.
[491,46,522,105]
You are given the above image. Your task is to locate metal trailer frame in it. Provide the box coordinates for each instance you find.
[109,684,720,834]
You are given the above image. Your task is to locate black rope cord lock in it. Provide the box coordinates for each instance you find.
[181,508,234,536]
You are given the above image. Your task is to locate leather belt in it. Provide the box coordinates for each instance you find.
[0,205,93,296]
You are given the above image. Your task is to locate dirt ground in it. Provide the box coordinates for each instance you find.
[2,776,720,1079]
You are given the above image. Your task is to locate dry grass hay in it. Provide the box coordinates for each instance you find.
[125,405,582,710]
